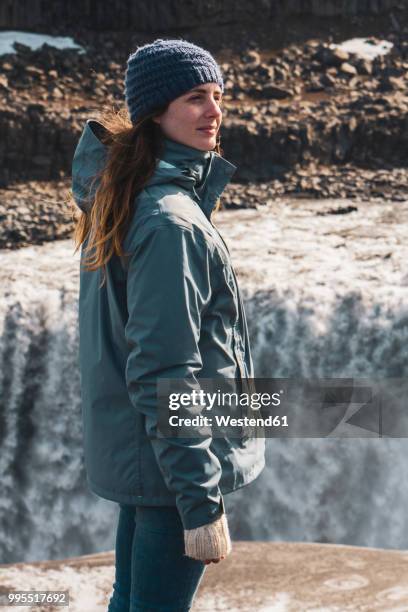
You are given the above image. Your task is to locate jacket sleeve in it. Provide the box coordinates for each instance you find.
[124,222,224,530]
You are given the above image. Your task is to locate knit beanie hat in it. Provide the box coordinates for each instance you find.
[124,38,224,125]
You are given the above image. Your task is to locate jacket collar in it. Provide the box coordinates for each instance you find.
[71,120,237,219]
[147,135,237,219]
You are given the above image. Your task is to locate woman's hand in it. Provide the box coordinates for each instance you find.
[204,555,225,565]
[184,512,232,562]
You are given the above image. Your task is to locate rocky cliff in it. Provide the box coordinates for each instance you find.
[1,23,407,251]
[0,0,404,32]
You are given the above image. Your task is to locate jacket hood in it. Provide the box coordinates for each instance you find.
[71,119,237,218]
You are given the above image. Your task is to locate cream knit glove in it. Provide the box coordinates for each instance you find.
[184,512,232,561]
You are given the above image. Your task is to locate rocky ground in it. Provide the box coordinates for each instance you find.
[1,169,408,250]
[1,542,408,611]
[0,9,407,249]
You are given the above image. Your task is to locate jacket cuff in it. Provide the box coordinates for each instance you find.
[179,495,225,530]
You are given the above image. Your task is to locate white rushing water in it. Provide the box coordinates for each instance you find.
[0,197,408,562]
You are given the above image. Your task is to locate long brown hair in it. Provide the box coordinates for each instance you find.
[69,103,223,286]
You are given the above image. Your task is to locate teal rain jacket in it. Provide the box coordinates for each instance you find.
[71,120,265,529]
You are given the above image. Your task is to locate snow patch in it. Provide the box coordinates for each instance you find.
[0,31,84,56]
[331,37,393,61]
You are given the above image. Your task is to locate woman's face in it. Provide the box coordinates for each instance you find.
[153,82,223,151]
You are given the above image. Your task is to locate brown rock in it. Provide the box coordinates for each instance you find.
[51,87,64,98]
[263,84,293,98]
[340,62,358,76]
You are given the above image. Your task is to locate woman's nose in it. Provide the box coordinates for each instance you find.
[205,99,222,117]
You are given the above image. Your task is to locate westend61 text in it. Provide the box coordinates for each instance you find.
[168,414,288,427]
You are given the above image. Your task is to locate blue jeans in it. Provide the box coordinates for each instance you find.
[107,504,207,611]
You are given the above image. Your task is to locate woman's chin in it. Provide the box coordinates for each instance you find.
[194,131,217,149]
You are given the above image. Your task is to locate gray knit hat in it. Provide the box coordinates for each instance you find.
[124,38,224,125]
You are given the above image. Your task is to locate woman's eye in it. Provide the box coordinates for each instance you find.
[190,96,222,102]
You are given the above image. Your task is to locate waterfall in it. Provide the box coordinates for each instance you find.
[1,198,408,562]
[0,241,116,563]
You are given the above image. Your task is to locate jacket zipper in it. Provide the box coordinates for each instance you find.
[210,220,257,440]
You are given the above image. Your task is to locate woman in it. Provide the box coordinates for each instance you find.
[71,38,265,611]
